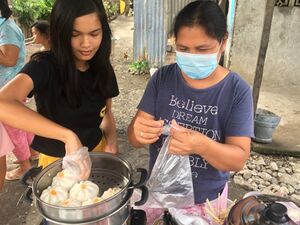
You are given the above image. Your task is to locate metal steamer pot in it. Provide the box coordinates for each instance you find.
[37,188,135,225]
[23,152,148,224]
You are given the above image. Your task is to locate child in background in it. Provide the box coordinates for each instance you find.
[0,0,35,181]
[31,20,50,51]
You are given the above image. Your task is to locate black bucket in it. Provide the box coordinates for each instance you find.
[253,109,281,144]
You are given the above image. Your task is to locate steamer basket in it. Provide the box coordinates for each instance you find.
[27,152,148,223]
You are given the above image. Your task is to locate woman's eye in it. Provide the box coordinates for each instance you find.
[72,33,80,37]
[177,48,187,52]
[91,32,101,37]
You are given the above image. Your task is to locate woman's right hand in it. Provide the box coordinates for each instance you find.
[129,111,164,146]
[63,131,91,180]
[64,130,83,155]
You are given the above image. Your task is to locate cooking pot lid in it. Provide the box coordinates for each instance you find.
[225,194,300,225]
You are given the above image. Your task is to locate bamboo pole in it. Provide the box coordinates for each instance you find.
[252,0,276,114]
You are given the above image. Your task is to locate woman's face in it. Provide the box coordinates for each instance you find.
[71,12,103,70]
[31,27,43,44]
[175,25,225,56]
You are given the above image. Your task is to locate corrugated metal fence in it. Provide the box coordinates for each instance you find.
[133,0,194,67]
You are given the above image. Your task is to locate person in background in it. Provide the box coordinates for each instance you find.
[0,122,14,190]
[128,0,253,204]
[0,0,35,181]
[24,20,50,104]
[31,20,50,51]
[0,0,119,172]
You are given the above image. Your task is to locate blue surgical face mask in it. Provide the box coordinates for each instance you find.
[176,45,221,80]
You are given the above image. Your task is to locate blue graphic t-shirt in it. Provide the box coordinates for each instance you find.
[138,63,254,204]
[0,18,25,87]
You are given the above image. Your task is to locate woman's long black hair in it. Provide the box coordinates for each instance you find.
[173,0,227,43]
[33,0,114,107]
[0,0,12,19]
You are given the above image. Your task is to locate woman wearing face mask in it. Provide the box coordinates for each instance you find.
[128,0,253,204]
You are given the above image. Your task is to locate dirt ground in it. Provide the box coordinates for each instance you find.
[0,15,252,225]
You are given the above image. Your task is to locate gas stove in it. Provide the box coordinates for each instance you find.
[40,208,146,225]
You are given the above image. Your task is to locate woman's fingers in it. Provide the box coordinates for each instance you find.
[133,117,163,144]
[169,136,189,155]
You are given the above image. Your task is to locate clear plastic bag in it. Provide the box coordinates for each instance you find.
[169,207,210,225]
[146,134,195,208]
[62,146,91,181]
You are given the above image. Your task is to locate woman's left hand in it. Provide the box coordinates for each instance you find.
[168,120,207,156]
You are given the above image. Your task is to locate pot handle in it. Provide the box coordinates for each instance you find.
[132,168,148,188]
[134,185,148,206]
[24,187,33,203]
[21,166,42,186]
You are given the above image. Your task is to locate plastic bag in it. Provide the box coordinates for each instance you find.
[146,134,195,208]
[169,207,210,225]
[62,146,91,181]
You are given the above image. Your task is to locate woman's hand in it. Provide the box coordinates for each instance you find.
[64,130,83,155]
[133,114,164,145]
[128,110,164,147]
[168,120,208,156]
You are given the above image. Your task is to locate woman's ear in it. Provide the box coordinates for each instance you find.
[220,32,229,53]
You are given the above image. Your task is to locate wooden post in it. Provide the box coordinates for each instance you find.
[252,0,276,114]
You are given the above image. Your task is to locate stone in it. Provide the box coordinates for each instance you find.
[271,177,278,185]
[232,152,300,200]
[288,185,295,194]
[290,194,300,204]
[233,175,244,186]
[278,174,299,189]
[279,186,289,196]
[255,157,265,165]
[293,164,300,173]
[258,172,272,181]
[270,162,279,171]
[294,173,300,180]
[242,170,253,180]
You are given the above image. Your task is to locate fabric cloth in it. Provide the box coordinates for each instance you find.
[3,124,34,161]
[0,122,14,157]
[0,18,25,86]
[138,63,254,204]
[38,137,106,168]
[20,52,119,157]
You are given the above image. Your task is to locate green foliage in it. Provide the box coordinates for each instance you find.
[103,0,118,19]
[129,60,150,75]
[11,0,54,29]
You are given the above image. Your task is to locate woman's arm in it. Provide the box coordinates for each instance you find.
[0,45,19,67]
[127,110,163,148]
[169,121,250,172]
[100,98,118,154]
[0,73,82,154]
